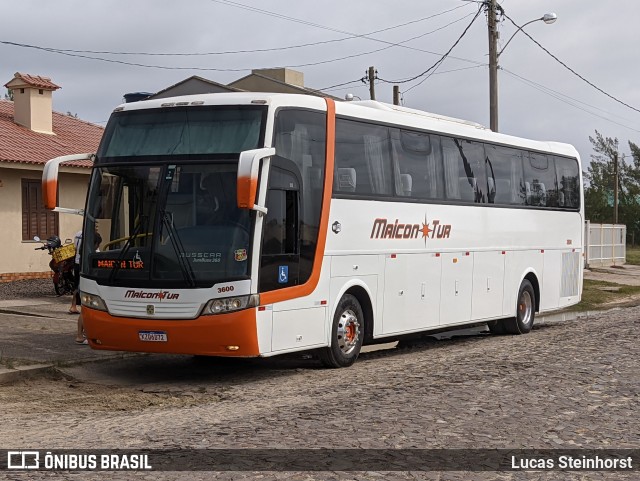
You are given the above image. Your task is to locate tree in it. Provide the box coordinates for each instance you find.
[584,130,640,242]
[3,89,13,101]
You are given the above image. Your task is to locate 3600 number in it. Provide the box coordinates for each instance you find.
[217,286,234,293]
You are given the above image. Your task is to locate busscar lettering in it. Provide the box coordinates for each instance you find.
[181,252,222,263]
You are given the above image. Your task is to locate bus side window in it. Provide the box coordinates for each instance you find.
[391,129,444,199]
[554,155,580,209]
[442,137,485,203]
[484,144,525,206]
[524,152,558,207]
[335,119,392,196]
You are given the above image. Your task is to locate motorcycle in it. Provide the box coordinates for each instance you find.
[34,235,77,296]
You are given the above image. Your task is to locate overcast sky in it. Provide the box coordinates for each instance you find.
[2,0,639,163]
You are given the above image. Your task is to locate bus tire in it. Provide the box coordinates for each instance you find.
[319,294,364,368]
[504,279,536,334]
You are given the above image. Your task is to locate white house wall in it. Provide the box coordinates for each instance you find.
[0,165,89,278]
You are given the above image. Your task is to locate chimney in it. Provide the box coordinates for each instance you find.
[252,68,304,88]
[4,72,61,135]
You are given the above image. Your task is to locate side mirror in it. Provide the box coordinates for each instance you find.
[237,147,275,214]
[42,153,94,215]
[33,236,41,242]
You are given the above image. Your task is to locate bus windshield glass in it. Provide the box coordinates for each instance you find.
[97,106,265,160]
[83,163,252,287]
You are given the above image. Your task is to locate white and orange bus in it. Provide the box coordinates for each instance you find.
[43,93,583,367]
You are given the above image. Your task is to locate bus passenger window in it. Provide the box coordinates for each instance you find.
[484,145,525,205]
[334,119,392,196]
[554,156,580,209]
[524,153,558,207]
[442,137,485,203]
[391,129,444,199]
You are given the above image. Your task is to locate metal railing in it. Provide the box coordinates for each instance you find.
[584,221,626,267]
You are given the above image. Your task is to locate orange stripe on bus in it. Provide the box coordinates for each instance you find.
[83,307,260,356]
[260,98,336,305]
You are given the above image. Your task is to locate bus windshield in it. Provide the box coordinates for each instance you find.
[81,105,267,287]
[83,162,251,287]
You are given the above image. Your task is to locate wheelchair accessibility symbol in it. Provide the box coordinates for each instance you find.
[278,265,288,284]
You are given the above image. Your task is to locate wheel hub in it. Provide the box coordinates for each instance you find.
[519,291,533,326]
[337,309,360,355]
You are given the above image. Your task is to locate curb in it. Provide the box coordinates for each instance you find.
[0,363,55,385]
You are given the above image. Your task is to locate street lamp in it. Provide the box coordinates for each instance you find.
[487,0,557,132]
[498,13,557,57]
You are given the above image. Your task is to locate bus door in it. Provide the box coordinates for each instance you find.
[259,157,302,292]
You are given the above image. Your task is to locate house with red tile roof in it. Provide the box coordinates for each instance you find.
[1,72,103,281]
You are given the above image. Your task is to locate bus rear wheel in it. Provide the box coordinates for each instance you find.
[504,279,536,334]
[319,294,364,368]
[488,279,536,335]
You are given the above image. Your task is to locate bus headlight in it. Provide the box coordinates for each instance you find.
[204,294,259,315]
[80,292,108,311]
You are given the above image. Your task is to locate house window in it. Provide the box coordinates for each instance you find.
[21,179,58,241]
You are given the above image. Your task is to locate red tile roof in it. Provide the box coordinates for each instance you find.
[4,73,61,91]
[0,100,103,169]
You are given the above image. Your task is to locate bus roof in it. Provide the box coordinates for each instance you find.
[113,92,580,160]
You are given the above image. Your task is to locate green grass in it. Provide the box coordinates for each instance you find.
[575,279,640,311]
[625,246,640,266]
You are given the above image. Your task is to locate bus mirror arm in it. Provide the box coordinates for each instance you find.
[237,147,275,214]
[42,153,95,213]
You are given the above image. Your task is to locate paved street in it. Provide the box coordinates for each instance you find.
[1,301,638,480]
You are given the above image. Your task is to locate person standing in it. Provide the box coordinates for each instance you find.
[69,230,82,315]
[74,231,101,345]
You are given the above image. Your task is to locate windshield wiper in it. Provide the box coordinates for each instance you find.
[108,216,147,284]
[160,210,196,288]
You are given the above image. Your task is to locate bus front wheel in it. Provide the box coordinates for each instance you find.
[319,294,364,368]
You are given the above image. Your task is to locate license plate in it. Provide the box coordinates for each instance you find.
[138,330,167,342]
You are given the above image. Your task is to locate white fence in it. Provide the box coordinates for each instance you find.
[584,221,626,268]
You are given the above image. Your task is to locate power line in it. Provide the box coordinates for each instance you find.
[209,0,486,67]
[502,12,640,116]
[501,68,640,134]
[0,41,248,72]
[25,4,470,57]
[315,79,365,92]
[404,64,486,94]
[378,4,484,85]
[502,68,639,126]
[208,0,469,43]
[0,10,479,74]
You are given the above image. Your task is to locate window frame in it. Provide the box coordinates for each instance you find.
[21,178,59,241]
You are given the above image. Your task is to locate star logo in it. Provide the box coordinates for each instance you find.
[420,216,432,246]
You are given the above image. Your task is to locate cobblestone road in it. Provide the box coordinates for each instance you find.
[1,307,638,480]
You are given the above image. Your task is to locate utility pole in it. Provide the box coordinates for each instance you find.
[393,86,400,105]
[367,66,377,100]
[488,0,499,132]
[614,151,619,224]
